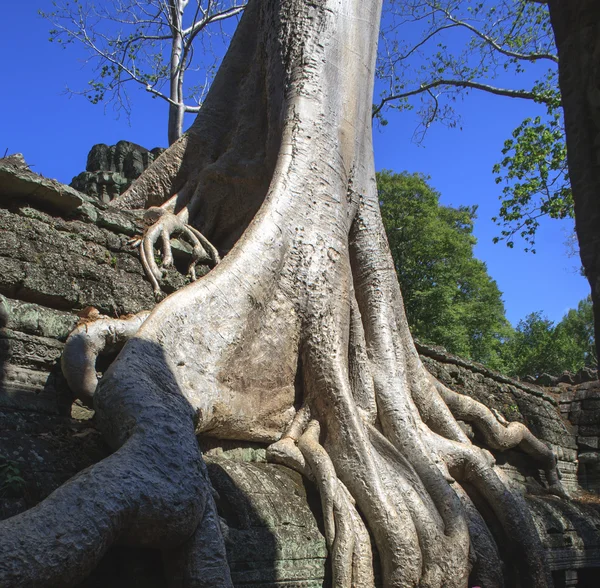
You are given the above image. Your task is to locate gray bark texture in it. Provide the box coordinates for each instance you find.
[547,0,600,372]
[0,1,567,586]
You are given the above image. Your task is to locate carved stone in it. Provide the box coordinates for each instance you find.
[70,141,166,203]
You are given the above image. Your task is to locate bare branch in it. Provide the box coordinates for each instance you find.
[183,4,245,38]
[438,6,558,63]
[373,79,558,118]
[390,23,460,64]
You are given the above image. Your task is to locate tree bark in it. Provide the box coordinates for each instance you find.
[0,1,564,586]
[547,0,600,370]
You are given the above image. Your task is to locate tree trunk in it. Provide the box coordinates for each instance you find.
[547,0,600,371]
[0,1,564,586]
[168,0,185,145]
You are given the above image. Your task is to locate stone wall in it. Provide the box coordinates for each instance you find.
[1,155,600,586]
[558,381,600,493]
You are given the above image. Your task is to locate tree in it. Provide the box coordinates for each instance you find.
[374,0,571,252]
[42,0,245,145]
[1,1,565,586]
[557,296,597,369]
[504,296,597,378]
[46,0,573,247]
[378,170,511,369]
[491,99,571,253]
[543,0,600,372]
[504,312,557,377]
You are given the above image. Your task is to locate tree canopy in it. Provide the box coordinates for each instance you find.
[503,296,597,378]
[375,0,570,252]
[378,170,593,378]
[378,170,511,369]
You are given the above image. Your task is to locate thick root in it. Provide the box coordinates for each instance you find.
[61,311,150,407]
[162,497,233,588]
[268,416,375,588]
[0,433,228,587]
[434,379,568,497]
[432,432,552,588]
[453,483,504,588]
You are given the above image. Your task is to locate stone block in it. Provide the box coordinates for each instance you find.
[582,398,600,410]
[578,436,600,450]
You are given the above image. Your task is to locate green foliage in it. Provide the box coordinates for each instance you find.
[492,101,571,253]
[502,296,596,378]
[378,170,511,369]
[555,296,597,368]
[0,457,25,499]
[378,1,569,250]
[377,171,592,377]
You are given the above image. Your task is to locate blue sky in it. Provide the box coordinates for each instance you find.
[1,1,589,326]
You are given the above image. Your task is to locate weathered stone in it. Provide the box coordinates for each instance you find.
[0,205,187,316]
[575,366,598,384]
[578,436,600,450]
[559,372,577,385]
[0,155,90,213]
[537,373,559,387]
[71,142,166,203]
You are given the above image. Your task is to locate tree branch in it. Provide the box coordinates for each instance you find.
[391,23,460,64]
[183,4,245,38]
[373,79,559,118]
[439,6,558,63]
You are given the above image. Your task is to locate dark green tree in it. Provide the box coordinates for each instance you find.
[504,296,597,378]
[378,170,511,369]
[554,295,597,369]
[503,311,562,377]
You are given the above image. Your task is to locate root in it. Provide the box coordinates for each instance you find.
[162,496,232,588]
[61,311,150,407]
[434,379,568,497]
[347,162,558,586]
[0,430,228,587]
[298,421,338,551]
[431,431,552,588]
[139,207,220,298]
[268,415,375,588]
[453,483,504,588]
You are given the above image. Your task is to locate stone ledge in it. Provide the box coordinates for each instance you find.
[416,340,558,405]
[0,156,90,213]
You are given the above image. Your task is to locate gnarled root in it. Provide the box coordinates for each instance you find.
[138,208,220,299]
[434,379,568,498]
[61,310,150,407]
[0,379,231,588]
[268,416,374,588]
